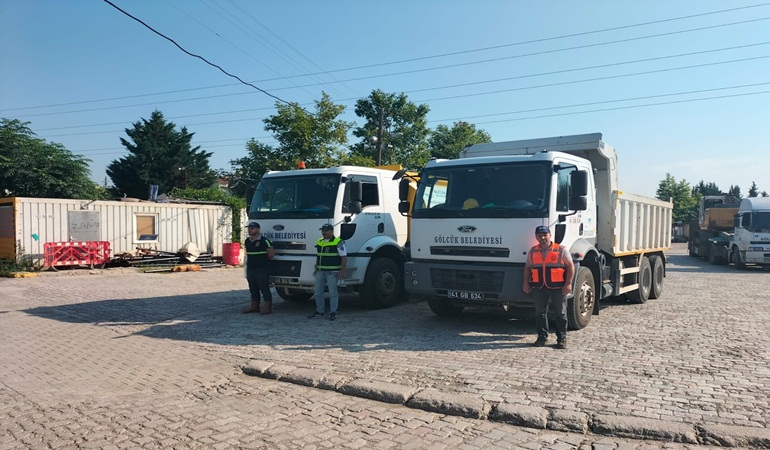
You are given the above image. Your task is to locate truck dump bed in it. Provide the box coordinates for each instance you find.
[609,191,673,257]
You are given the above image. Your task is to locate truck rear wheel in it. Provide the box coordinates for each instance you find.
[361,258,402,308]
[568,266,595,330]
[275,288,313,302]
[648,255,664,299]
[628,256,651,304]
[427,297,464,316]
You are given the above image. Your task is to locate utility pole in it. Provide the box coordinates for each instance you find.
[376,106,385,166]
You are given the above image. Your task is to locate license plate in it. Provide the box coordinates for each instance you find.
[447,290,484,300]
[271,277,294,285]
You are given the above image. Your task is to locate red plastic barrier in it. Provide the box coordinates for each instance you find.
[44,241,111,269]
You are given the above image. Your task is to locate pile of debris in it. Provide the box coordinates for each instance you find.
[111,242,222,273]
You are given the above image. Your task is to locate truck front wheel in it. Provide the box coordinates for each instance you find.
[361,258,403,308]
[568,266,595,330]
[427,297,464,316]
[628,256,651,304]
[731,246,747,270]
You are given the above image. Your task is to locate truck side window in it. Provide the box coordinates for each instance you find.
[343,174,379,211]
[555,166,575,212]
[742,213,750,229]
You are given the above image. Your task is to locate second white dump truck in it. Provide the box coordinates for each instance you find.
[248,165,416,308]
[399,133,673,329]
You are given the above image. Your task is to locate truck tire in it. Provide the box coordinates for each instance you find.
[648,255,664,299]
[568,266,595,330]
[427,297,464,316]
[731,246,747,270]
[361,258,402,308]
[627,256,651,304]
[275,287,313,302]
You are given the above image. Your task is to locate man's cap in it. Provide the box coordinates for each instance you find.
[535,225,551,235]
[247,221,260,228]
[319,224,334,231]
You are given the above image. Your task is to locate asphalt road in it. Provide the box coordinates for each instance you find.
[1,243,768,449]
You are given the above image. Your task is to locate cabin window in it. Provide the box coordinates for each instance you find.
[135,214,158,242]
[555,166,576,212]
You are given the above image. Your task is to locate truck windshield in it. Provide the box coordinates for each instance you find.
[249,174,340,219]
[413,162,550,218]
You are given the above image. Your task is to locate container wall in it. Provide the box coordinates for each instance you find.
[610,191,672,256]
[11,198,232,265]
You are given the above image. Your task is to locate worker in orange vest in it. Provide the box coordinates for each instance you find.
[522,226,574,349]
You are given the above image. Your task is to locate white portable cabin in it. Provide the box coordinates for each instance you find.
[0,197,234,265]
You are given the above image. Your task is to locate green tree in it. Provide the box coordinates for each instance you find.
[107,111,215,198]
[656,173,697,222]
[691,180,722,196]
[263,92,352,170]
[352,90,431,168]
[727,185,742,199]
[748,181,759,198]
[0,118,100,199]
[227,140,278,198]
[428,121,492,160]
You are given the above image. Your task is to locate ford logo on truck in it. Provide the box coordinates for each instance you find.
[457,225,477,233]
[273,225,285,231]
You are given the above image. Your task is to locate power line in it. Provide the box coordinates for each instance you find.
[5,3,768,112]
[468,90,770,126]
[25,45,770,124]
[102,0,291,105]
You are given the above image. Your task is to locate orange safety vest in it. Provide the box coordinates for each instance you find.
[528,243,567,289]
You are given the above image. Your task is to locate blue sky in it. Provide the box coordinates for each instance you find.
[2,0,769,197]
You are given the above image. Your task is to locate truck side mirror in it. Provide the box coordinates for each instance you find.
[399,178,411,201]
[569,196,587,211]
[348,181,362,214]
[570,170,589,197]
[245,187,255,207]
[398,201,410,214]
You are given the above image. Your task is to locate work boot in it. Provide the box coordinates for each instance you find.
[533,336,547,347]
[242,301,260,314]
[260,302,273,315]
[556,339,567,350]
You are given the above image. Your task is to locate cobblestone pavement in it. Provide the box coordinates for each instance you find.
[0,243,767,449]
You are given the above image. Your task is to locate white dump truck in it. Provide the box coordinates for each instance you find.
[398,133,673,329]
[248,165,416,308]
[729,197,770,269]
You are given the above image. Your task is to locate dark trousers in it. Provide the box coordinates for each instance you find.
[246,269,272,303]
[533,288,568,341]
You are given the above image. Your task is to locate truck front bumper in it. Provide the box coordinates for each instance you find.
[404,261,532,308]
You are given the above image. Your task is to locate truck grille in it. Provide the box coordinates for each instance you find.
[273,260,302,277]
[430,246,510,258]
[430,268,504,293]
[272,241,306,250]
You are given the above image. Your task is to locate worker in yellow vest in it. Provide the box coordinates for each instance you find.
[308,224,347,321]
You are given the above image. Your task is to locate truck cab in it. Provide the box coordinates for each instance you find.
[248,165,412,308]
[730,197,770,269]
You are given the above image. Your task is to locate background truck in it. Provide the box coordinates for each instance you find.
[729,197,770,269]
[248,165,417,308]
[398,133,672,329]
[687,195,740,265]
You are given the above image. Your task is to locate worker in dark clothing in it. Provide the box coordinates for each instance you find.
[242,221,275,315]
